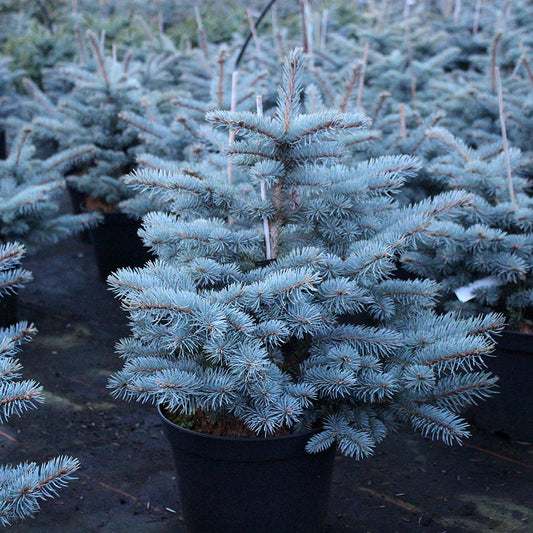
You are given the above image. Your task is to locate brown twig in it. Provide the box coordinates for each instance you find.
[14,127,32,168]
[74,25,87,64]
[523,55,533,89]
[372,91,391,125]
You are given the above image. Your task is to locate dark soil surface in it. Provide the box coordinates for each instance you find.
[2,234,532,532]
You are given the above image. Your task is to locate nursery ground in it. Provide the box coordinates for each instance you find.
[1,232,532,533]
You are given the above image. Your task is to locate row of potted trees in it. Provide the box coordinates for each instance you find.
[0,0,532,530]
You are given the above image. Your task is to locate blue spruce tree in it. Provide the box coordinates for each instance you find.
[108,50,502,457]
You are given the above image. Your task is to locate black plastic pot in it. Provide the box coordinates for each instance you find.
[468,330,533,442]
[158,406,336,533]
[65,185,91,243]
[0,293,18,328]
[89,212,152,281]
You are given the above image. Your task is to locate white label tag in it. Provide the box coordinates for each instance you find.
[454,276,501,303]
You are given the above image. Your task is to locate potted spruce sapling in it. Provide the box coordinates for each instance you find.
[0,242,79,526]
[108,51,503,533]
[0,127,99,324]
[55,31,152,280]
[401,123,533,441]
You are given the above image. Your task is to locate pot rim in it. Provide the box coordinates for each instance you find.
[157,403,317,443]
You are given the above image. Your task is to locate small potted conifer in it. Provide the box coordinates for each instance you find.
[108,51,503,533]
[0,127,99,324]
[400,125,533,441]
[41,30,151,280]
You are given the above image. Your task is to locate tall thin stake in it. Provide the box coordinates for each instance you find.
[473,0,482,35]
[405,24,417,101]
[377,0,389,33]
[300,0,309,54]
[216,49,227,108]
[194,5,209,61]
[272,5,284,58]
[320,9,328,50]
[227,71,239,187]
[246,8,261,55]
[495,67,515,205]
[305,0,314,64]
[256,95,272,260]
[235,0,279,67]
[491,32,502,92]
[356,42,370,111]
[399,103,407,139]
[453,0,461,23]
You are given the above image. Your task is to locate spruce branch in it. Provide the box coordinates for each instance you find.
[339,64,361,113]
[522,55,533,89]
[74,25,88,64]
[86,30,110,89]
[372,91,391,125]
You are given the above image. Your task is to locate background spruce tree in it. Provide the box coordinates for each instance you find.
[108,50,502,457]
[44,30,144,209]
[0,127,99,248]
[398,125,533,329]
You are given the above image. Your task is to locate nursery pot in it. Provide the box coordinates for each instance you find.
[158,406,336,533]
[469,330,533,442]
[66,184,91,243]
[89,212,151,281]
